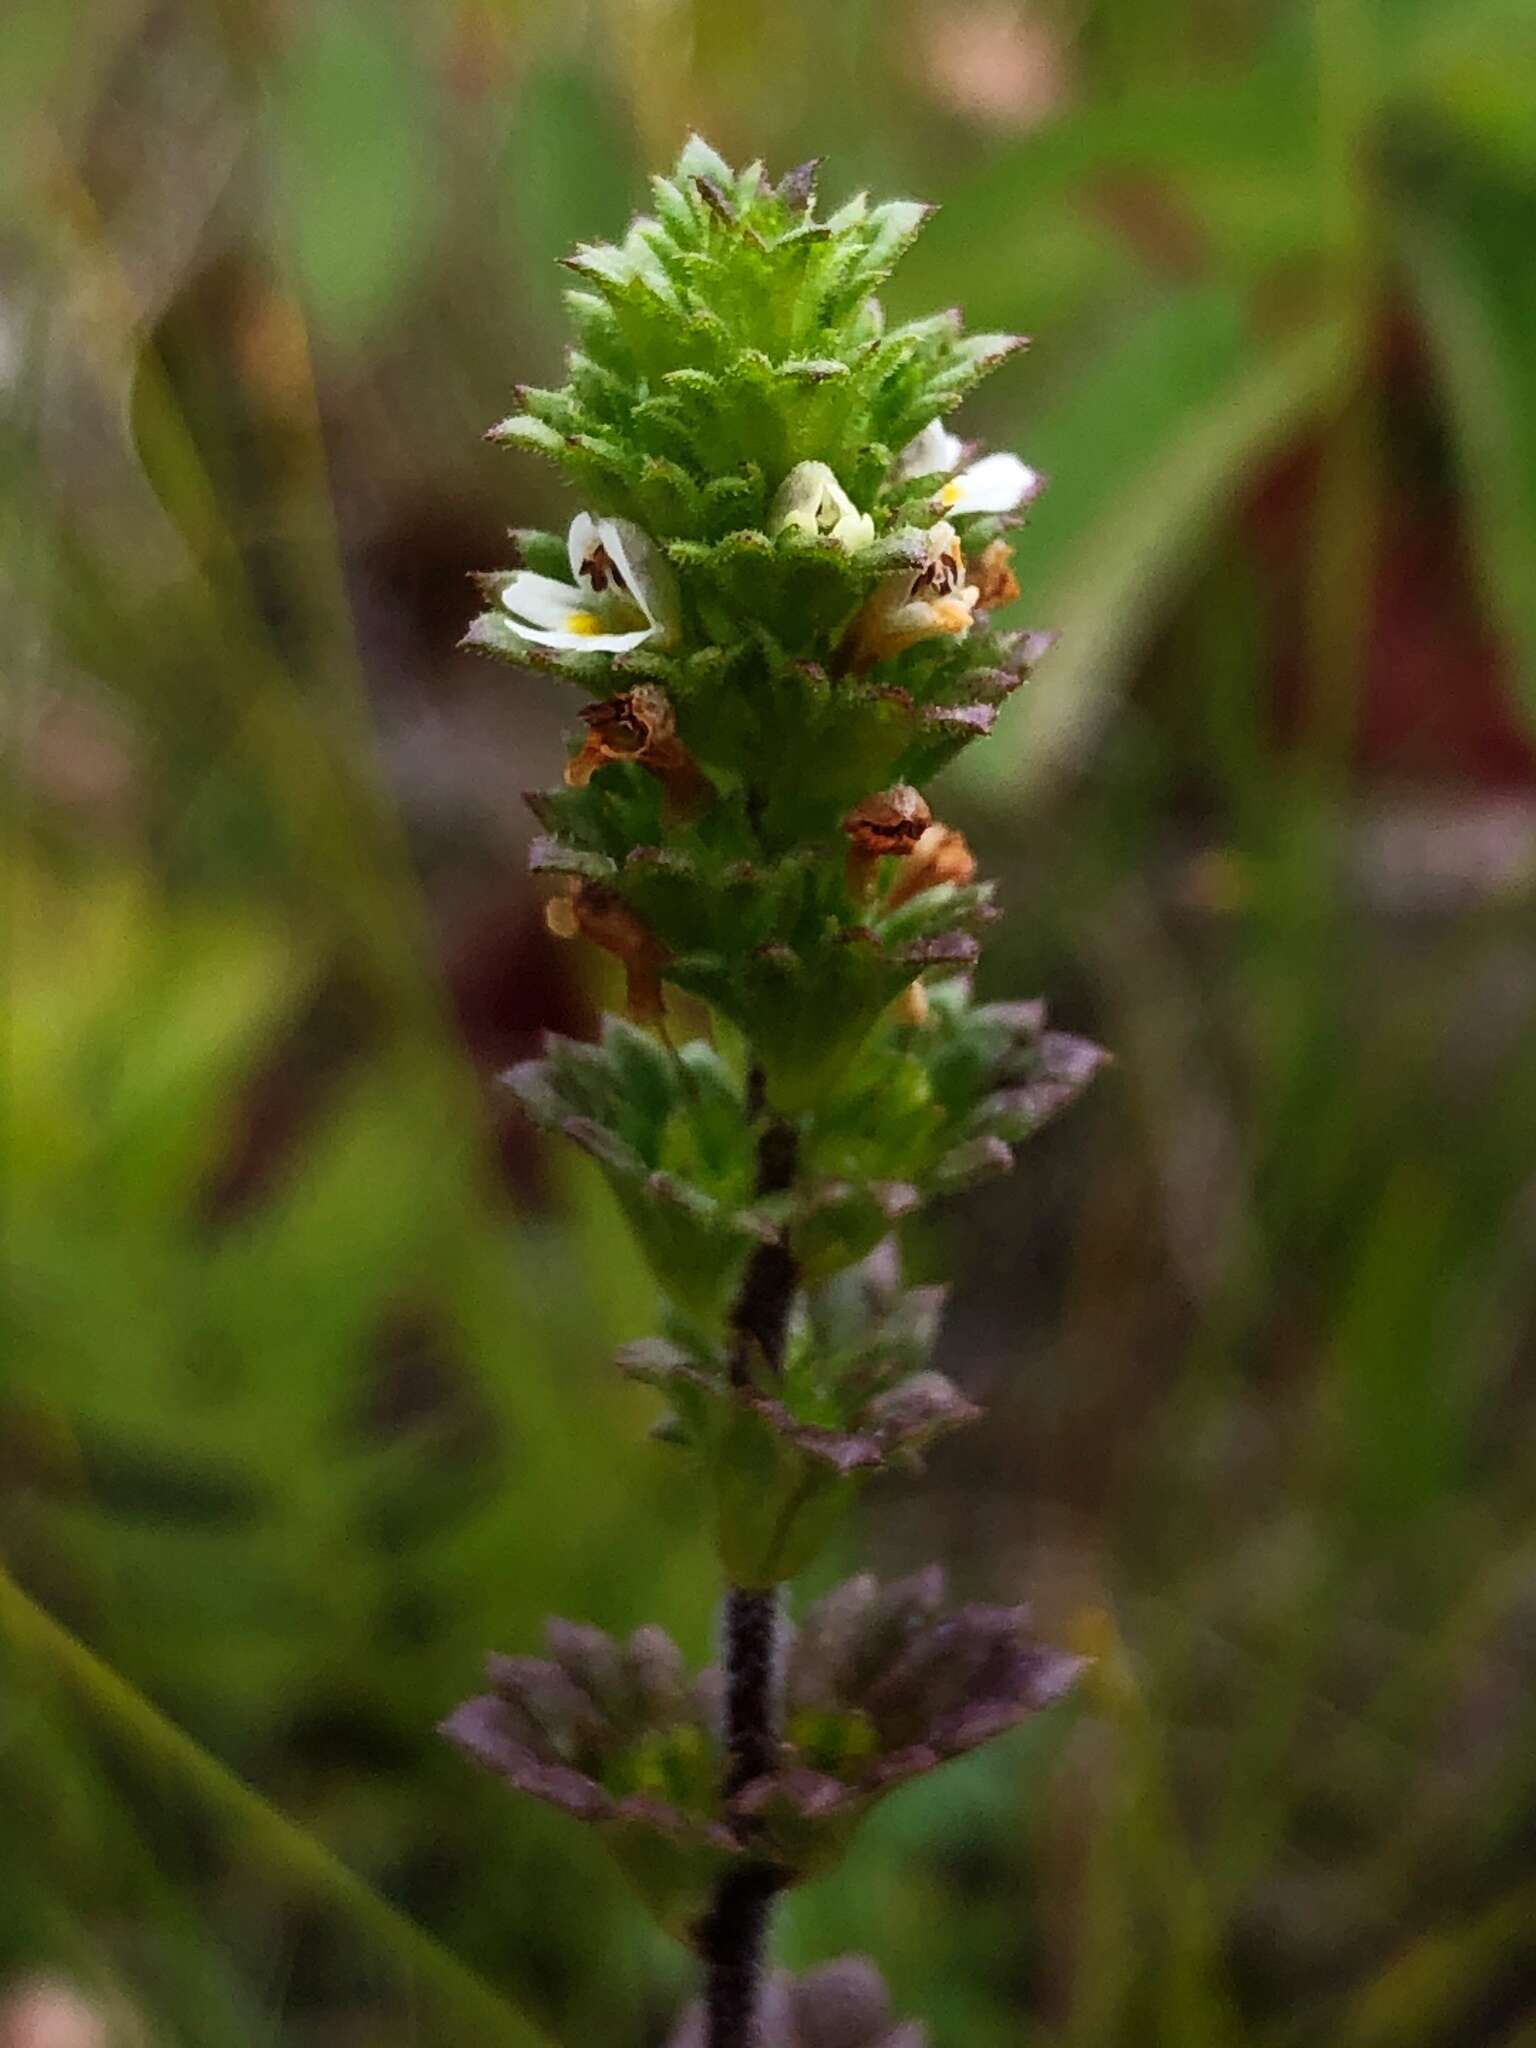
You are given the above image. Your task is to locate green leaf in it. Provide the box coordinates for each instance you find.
[1392,0,1536,174]
[895,44,1320,330]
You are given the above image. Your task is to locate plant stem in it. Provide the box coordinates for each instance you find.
[699,1861,785,2048]
[721,1583,783,1797]
[701,1073,799,2048]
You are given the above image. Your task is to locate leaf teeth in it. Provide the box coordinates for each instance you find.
[526,836,615,880]
[694,174,736,224]
[777,157,823,214]
[677,132,734,185]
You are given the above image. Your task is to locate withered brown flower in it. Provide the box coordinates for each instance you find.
[886,822,977,910]
[564,684,711,821]
[969,537,1020,612]
[842,786,933,897]
[546,882,671,1023]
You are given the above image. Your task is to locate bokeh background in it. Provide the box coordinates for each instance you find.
[6,1,1536,2042]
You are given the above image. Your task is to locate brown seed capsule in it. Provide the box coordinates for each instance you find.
[970,537,1020,612]
[543,881,670,1023]
[886,820,977,908]
[843,785,933,897]
[564,685,711,821]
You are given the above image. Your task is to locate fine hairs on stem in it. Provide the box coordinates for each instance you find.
[703,1087,798,2045]
[443,137,1107,2047]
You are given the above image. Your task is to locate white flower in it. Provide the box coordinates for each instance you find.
[931,450,1042,516]
[850,520,979,667]
[895,417,1043,517]
[501,513,679,653]
[893,418,965,481]
[770,461,876,551]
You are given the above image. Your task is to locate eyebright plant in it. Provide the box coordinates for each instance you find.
[445,138,1107,2047]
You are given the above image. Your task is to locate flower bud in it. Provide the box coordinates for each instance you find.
[894,980,929,1027]
[670,1957,927,2048]
[770,461,876,552]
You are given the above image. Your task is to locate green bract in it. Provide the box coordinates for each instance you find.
[511,994,1106,1320]
[443,1572,1082,1935]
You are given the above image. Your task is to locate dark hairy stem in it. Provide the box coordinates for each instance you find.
[727,1116,798,1394]
[701,1072,799,2048]
[698,1863,784,2048]
[720,1582,782,1798]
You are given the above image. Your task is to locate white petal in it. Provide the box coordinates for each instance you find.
[770,459,837,533]
[932,452,1042,516]
[884,598,938,638]
[566,512,602,583]
[596,517,680,638]
[895,418,964,481]
[830,510,877,551]
[503,568,658,651]
[508,618,659,654]
[502,570,588,629]
[770,461,873,551]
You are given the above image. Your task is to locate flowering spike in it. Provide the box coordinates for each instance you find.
[449,138,1108,2048]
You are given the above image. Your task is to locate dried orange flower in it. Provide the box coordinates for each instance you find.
[564,684,711,821]
[842,785,934,898]
[887,821,977,908]
[545,881,671,1023]
[969,538,1020,612]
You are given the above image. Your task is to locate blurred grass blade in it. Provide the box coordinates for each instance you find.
[1398,178,1536,727]
[1391,0,1536,174]
[499,61,639,325]
[0,0,148,203]
[901,41,1323,325]
[1332,1880,1536,2047]
[272,0,439,346]
[0,1566,557,2048]
[963,303,1351,798]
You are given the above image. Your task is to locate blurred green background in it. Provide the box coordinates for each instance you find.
[6,1,1536,2042]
